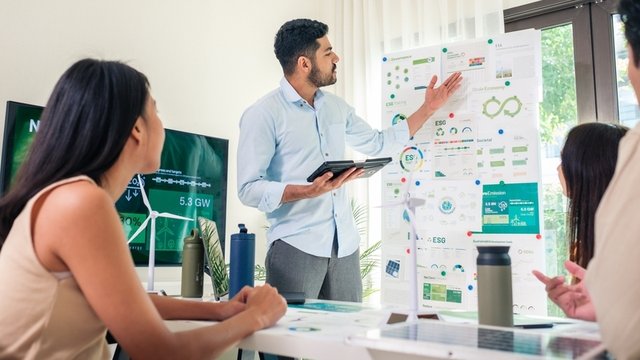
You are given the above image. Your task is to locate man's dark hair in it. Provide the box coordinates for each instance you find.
[620,0,640,67]
[274,19,329,75]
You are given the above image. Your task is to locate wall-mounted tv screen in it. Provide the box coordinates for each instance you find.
[1,101,228,265]
[0,101,41,192]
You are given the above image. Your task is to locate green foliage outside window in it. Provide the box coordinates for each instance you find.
[540,25,578,146]
[539,24,578,317]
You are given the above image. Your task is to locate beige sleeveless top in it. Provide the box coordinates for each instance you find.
[0,176,110,359]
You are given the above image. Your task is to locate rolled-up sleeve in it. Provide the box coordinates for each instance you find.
[345,106,410,156]
[237,106,286,213]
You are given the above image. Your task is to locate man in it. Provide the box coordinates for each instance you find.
[237,19,462,302]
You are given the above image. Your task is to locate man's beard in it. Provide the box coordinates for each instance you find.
[309,63,337,88]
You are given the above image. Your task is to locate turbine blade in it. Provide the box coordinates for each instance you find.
[404,165,415,198]
[157,212,194,221]
[409,198,426,210]
[137,174,152,212]
[374,200,405,208]
[127,216,151,243]
[404,205,420,241]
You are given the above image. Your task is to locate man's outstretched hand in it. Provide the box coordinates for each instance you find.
[424,72,463,113]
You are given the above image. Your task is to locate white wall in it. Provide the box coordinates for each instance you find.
[0,0,328,285]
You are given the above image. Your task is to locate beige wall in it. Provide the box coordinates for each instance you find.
[0,0,328,283]
[0,0,533,284]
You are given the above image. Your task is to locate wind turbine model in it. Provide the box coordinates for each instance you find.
[127,174,194,292]
[381,171,425,321]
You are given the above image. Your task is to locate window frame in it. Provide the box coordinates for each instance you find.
[504,0,620,124]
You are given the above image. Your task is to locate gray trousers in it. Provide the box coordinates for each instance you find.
[265,235,362,302]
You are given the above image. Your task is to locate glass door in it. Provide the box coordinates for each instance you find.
[538,23,577,299]
[506,2,592,317]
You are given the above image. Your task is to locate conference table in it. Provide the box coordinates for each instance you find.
[164,299,603,360]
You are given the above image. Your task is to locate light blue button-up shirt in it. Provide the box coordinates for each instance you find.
[237,78,410,258]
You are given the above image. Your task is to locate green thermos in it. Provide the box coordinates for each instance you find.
[181,229,204,298]
[477,246,514,327]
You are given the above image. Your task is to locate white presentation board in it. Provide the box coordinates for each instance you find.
[380,29,547,315]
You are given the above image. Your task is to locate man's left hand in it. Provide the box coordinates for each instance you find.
[424,72,463,113]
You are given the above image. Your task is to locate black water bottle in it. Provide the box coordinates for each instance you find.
[181,229,204,298]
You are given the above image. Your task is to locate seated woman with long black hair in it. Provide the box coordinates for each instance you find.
[0,59,286,359]
[532,122,628,320]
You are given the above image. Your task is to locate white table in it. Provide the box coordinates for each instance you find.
[166,300,389,359]
[165,300,601,360]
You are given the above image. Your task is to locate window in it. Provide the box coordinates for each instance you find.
[538,24,576,315]
[505,0,625,316]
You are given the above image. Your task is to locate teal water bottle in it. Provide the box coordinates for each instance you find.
[181,229,204,298]
[229,224,255,298]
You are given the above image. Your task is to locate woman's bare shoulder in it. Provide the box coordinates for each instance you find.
[31,179,123,271]
[36,179,116,224]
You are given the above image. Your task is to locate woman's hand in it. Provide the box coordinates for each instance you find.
[243,284,287,330]
[532,260,595,321]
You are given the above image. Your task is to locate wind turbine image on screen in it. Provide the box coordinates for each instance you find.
[127,174,193,292]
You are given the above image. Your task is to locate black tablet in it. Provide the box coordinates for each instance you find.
[280,291,306,305]
[306,157,392,182]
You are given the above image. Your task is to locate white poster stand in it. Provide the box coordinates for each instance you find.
[380,29,547,315]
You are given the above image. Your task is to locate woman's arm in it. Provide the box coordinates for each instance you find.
[33,181,286,359]
[149,293,247,321]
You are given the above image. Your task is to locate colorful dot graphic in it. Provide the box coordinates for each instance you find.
[399,146,424,172]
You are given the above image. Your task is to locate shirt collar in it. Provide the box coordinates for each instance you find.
[279,77,325,106]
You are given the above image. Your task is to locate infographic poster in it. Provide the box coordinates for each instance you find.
[380,29,547,315]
